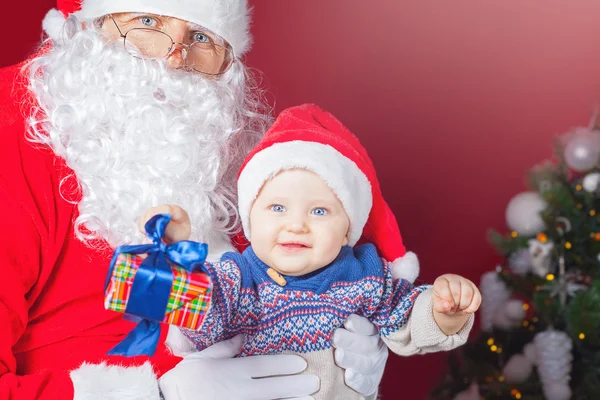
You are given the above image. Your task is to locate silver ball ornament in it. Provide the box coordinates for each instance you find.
[583,172,600,192]
[564,134,600,172]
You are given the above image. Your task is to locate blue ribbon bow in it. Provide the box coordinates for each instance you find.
[106,214,208,357]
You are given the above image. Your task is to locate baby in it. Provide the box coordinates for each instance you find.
[142,104,481,399]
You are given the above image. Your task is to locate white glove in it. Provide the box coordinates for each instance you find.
[159,334,319,400]
[331,314,388,398]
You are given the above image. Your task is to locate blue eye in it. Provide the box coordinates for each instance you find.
[139,16,158,27]
[270,204,286,213]
[311,207,328,216]
[192,32,210,43]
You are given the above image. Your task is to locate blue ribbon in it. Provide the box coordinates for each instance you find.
[106,214,208,357]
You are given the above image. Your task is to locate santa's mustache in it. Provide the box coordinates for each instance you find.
[23,20,267,250]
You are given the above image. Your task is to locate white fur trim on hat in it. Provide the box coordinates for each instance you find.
[390,251,420,283]
[42,9,68,42]
[70,361,161,400]
[238,140,373,246]
[67,0,251,55]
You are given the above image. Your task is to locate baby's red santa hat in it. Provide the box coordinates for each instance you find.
[43,0,251,56]
[237,104,420,283]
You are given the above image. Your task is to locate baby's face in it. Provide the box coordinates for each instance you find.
[249,169,350,276]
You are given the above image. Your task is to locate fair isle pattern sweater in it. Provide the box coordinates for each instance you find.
[182,244,474,399]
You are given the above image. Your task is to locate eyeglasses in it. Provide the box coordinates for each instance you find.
[108,15,235,76]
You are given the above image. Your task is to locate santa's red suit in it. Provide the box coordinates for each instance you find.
[0,0,256,396]
[0,61,184,399]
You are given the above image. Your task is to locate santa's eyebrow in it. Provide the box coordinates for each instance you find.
[118,12,156,18]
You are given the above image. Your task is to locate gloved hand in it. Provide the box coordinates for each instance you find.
[159,334,319,400]
[331,314,388,398]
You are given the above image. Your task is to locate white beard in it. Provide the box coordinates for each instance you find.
[24,21,268,250]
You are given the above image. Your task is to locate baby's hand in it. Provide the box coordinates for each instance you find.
[138,204,192,244]
[431,274,481,335]
[433,274,481,316]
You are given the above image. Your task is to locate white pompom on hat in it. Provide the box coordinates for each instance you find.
[237,104,420,283]
[43,0,251,56]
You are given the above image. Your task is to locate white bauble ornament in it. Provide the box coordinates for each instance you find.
[452,382,480,400]
[582,172,600,192]
[492,311,516,330]
[492,299,525,329]
[480,271,511,331]
[502,354,533,383]
[505,192,547,236]
[528,238,554,278]
[508,249,532,276]
[504,299,526,320]
[564,133,600,172]
[523,342,537,365]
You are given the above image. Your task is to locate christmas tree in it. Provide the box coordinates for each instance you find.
[432,117,600,400]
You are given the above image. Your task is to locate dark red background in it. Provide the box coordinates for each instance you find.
[4,1,600,398]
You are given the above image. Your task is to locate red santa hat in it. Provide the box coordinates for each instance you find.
[237,104,420,283]
[43,0,251,55]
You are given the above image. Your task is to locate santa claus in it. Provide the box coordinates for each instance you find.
[0,0,389,399]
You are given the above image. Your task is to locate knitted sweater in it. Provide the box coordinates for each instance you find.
[183,244,474,399]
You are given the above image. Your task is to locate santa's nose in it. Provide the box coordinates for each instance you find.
[166,47,186,70]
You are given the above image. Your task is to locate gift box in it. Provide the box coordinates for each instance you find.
[104,252,212,331]
[104,213,212,356]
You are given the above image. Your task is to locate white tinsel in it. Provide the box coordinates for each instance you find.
[543,382,573,400]
[534,329,573,400]
[480,271,511,331]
